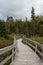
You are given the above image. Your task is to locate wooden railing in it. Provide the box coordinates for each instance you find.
[23,36,43,62]
[0,38,17,65]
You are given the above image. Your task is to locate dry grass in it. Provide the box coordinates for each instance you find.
[30,36,43,44]
[0,37,13,49]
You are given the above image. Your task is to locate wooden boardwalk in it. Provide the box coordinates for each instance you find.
[10,39,43,65]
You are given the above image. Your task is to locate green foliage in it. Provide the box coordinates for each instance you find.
[31,7,36,35]
[35,16,43,36]
[6,16,14,34]
[5,15,43,37]
[10,20,28,34]
[39,25,43,36]
[0,20,8,38]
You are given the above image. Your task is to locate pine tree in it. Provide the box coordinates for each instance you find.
[31,7,36,35]
[31,7,35,21]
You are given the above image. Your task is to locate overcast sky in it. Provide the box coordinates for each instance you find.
[0,0,43,20]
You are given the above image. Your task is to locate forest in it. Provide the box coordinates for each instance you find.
[0,7,43,39]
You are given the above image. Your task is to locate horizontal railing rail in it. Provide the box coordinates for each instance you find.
[0,37,17,65]
[23,36,43,62]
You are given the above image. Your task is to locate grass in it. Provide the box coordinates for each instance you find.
[0,36,14,49]
[29,36,43,44]
[10,33,23,39]
[0,33,23,49]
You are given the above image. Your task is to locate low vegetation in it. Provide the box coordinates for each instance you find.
[0,37,13,49]
[29,36,43,44]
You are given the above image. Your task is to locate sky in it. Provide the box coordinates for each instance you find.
[0,0,43,20]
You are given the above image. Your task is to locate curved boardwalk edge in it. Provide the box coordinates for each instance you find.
[10,39,43,65]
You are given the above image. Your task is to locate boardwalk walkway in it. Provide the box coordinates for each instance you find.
[10,39,43,65]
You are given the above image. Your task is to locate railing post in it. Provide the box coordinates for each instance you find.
[23,36,24,39]
[35,44,37,53]
[14,37,17,55]
[12,37,16,61]
[42,45,43,62]
[12,45,14,61]
[14,37,17,51]
[23,36,25,41]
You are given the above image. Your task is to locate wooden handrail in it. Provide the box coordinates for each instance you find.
[0,38,17,65]
[23,36,43,62]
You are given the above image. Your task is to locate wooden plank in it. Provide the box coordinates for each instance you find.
[12,48,14,61]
